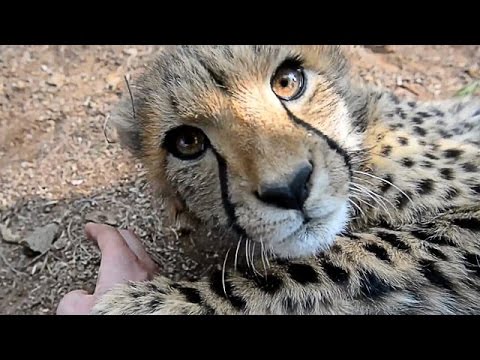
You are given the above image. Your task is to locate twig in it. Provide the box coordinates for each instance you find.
[22,250,49,270]
[397,84,420,96]
[40,253,49,273]
[0,250,25,275]
[103,114,115,144]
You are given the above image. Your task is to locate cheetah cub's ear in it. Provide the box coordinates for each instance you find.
[109,94,142,157]
[110,94,199,233]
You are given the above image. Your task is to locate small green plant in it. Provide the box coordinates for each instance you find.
[455,81,480,97]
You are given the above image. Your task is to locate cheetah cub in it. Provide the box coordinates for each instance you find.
[96,45,480,314]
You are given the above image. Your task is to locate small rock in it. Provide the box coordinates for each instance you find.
[85,211,117,226]
[23,223,60,254]
[12,80,26,90]
[396,76,403,87]
[46,73,65,87]
[83,96,91,107]
[20,161,33,168]
[70,179,84,186]
[53,236,68,250]
[106,73,122,90]
[123,48,138,57]
[43,200,58,213]
[40,65,52,74]
[364,45,394,54]
[0,224,20,244]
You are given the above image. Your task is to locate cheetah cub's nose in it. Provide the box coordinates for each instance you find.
[256,163,313,211]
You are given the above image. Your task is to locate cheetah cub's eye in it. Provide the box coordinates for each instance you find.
[163,126,210,160]
[271,60,306,101]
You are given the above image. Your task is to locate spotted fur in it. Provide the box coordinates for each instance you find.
[96,46,480,314]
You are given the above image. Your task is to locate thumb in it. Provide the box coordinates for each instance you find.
[56,290,95,315]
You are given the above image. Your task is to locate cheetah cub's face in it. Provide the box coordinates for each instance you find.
[114,45,365,258]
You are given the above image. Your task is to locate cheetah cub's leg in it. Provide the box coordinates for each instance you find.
[92,206,480,315]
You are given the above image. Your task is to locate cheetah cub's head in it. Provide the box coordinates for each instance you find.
[113,45,367,259]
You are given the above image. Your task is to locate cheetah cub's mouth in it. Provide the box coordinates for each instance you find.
[113,46,362,259]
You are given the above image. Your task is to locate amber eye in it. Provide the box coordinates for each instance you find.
[163,126,210,160]
[271,62,306,101]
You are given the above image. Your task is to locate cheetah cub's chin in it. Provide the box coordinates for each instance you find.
[266,200,350,258]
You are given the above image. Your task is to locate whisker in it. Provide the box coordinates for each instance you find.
[351,181,398,211]
[124,75,136,120]
[349,193,376,212]
[264,243,271,268]
[350,192,375,208]
[351,183,394,221]
[260,239,268,277]
[348,198,366,218]
[351,185,386,215]
[250,242,260,276]
[353,170,413,203]
[234,238,242,272]
[222,248,231,298]
[351,183,395,209]
[245,239,251,270]
[352,175,401,211]
[352,175,379,189]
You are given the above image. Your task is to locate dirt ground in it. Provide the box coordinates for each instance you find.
[1,45,479,315]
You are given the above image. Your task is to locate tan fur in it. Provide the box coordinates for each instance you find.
[96,45,480,314]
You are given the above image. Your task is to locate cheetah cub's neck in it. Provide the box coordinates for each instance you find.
[352,92,480,229]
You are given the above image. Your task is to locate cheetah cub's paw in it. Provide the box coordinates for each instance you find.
[91,276,205,315]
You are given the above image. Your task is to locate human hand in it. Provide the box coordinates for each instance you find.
[56,223,159,315]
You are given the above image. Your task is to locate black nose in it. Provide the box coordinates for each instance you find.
[257,164,313,211]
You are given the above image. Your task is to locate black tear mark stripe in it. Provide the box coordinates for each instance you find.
[281,104,353,176]
[196,57,228,91]
[211,147,249,239]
